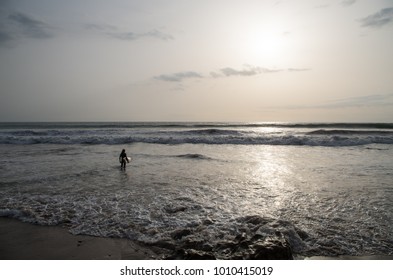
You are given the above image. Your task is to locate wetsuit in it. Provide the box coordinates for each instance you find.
[119,151,128,168]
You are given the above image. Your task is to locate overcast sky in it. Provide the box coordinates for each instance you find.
[1,0,392,122]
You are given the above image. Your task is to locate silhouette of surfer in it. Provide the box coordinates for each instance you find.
[119,149,130,169]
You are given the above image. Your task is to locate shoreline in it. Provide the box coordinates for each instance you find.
[0,217,166,260]
[1,217,392,260]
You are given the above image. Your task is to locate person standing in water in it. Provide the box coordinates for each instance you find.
[119,149,129,169]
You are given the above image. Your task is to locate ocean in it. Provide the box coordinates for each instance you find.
[0,122,392,258]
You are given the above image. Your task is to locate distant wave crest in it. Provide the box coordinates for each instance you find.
[1,123,393,146]
[1,122,393,129]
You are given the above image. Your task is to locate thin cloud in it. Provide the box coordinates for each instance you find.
[84,23,117,32]
[324,93,393,108]
[0,11,54,47]
[314,4,330,9]
[287,68,311,72]
[341,0,357,7]
[154,71,203,82]
[85,23,173,41]
[109,30,173,41]
[143,30,173,41]
[359,7,393,28]
[220,67,261,77]
[209,71,221,78]
[8,12,53,39]
[283,94,393,110]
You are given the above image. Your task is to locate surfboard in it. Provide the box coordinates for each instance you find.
[119,157,132,163]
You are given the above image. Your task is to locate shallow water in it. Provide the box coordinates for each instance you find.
[0,123,392,257]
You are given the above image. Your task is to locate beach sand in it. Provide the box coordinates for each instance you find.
[0,217,165,260]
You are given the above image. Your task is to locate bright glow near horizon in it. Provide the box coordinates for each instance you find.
[0,0,392,122]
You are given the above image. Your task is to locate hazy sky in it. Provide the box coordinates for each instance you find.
[1,0,392,122]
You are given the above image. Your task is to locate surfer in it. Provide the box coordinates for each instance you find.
[119,149,130,169]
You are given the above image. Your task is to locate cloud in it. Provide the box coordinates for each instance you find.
[8,12,53,39]
[220,67,261,77]
[110,29,173,41]
[0,11,54,47]
[85,23,173,41]
[316,1,357,9]
[156,65,309,83]
[359,7,393,28]
[0,30,13,44]
[287,68,311,72]
[142,30,174,41]
[341,0,356,7]
[154,71,203,82]
[214,65,283,77]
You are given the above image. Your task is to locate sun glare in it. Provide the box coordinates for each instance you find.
[254,31,285,59]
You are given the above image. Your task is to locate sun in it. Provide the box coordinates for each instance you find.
[247,26,290,64]
[230,19,293,65]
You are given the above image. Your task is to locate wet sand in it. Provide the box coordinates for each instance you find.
[1,217,392,260]
[305,255,393,260]
[0,217,165,260]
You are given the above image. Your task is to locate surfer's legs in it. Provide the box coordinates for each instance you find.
[121,158,126,169]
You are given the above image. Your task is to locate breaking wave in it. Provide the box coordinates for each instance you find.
[174,154,214,160]
[307,129,393,135]
[1,132,392,147]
